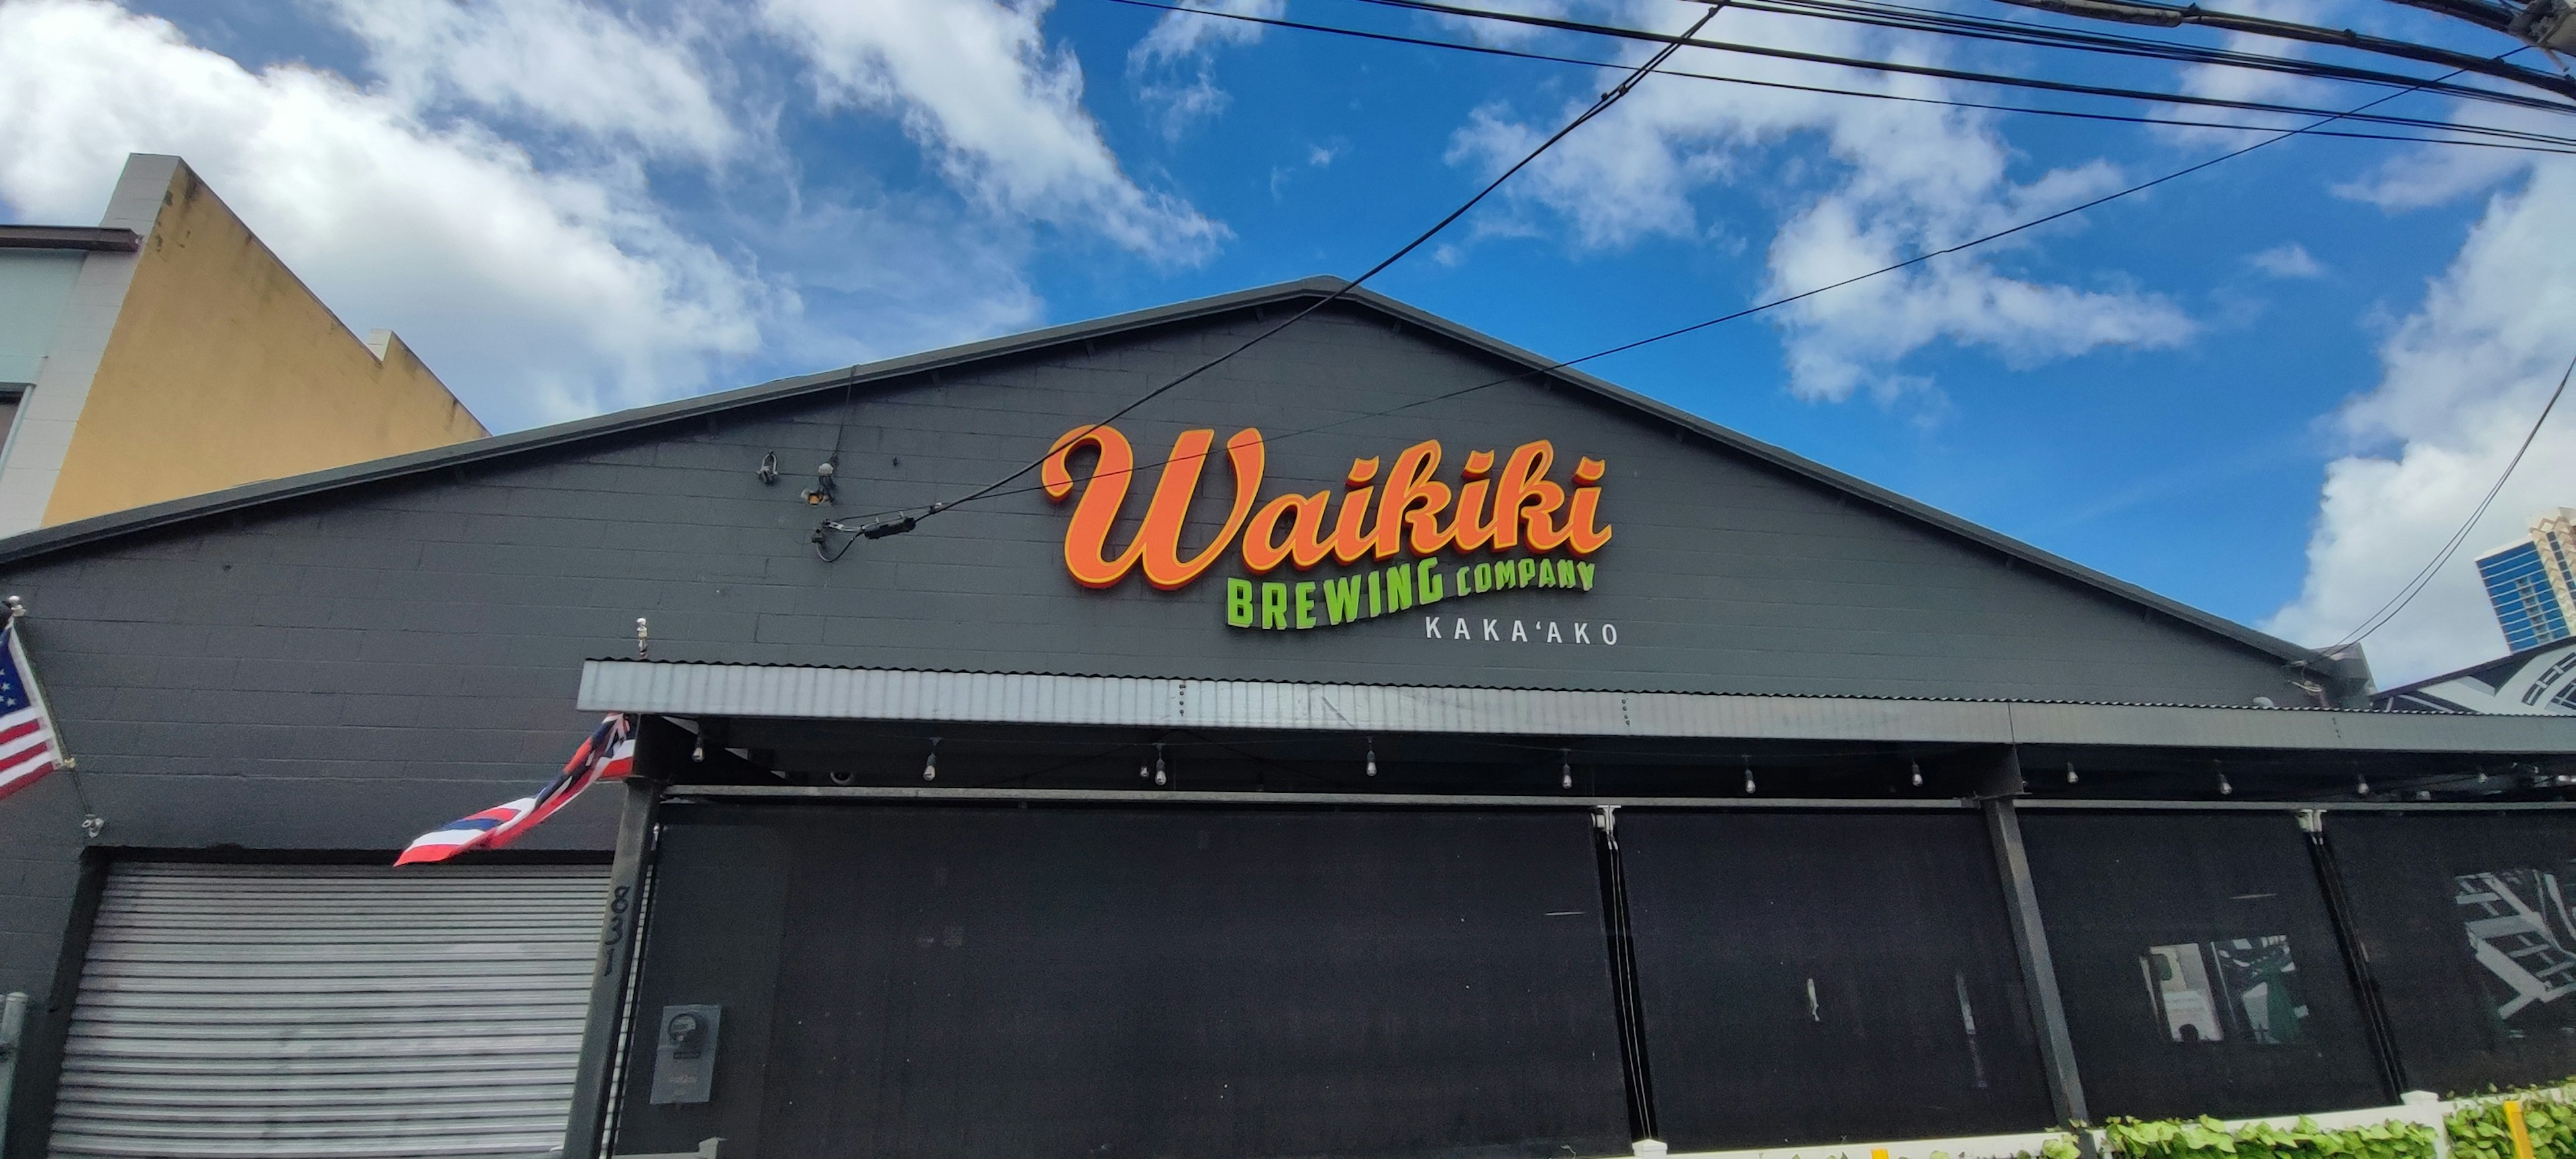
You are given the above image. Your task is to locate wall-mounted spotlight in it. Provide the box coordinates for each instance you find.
[756,451,779,485]
[802,458,838,506]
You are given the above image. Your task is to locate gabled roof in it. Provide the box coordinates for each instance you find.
[0,276,2352,683]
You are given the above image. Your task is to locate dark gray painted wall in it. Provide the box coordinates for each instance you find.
[0,304,2305,1022]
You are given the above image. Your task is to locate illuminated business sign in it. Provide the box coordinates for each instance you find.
[1044,425,1612,633]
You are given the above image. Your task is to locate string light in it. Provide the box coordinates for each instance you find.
[2356,773,2371,797]
[1743,755,1756,795]
[1366,737,1378,778]
[1561,749,1574,790]
[2065,761,2079,785]
[923,736,940,782]
[1910,760,1923,788]
[1155,743,1168,787]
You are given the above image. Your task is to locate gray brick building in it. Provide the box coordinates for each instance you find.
[0,279,2571,1159]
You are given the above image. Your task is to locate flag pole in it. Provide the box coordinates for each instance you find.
[7,596,99,838]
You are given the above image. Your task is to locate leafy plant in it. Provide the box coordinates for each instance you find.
[2448,1083,2576,1159]
[2104,1115,2433,1159]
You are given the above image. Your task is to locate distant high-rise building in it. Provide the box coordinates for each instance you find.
[2477,508,2576,652]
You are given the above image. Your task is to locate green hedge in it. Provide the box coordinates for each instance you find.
[2104,1115,2434,1159]
[2449,1086,2576,1159]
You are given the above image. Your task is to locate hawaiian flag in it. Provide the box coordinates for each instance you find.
[0,620,61,804]
[396,714,635,866]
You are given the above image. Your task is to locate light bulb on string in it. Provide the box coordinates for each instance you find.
[1155,744,1167,787]
[2065,761,2078,785]
[1743,755,1756,795]
[1366,737,1377,779]
[2356,774,2371,797]
[1909,761,1923,788]
[1561,749,1574,791]
[2217,761,2233,796]
[923,737,940,782]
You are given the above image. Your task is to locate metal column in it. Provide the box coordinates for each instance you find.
[1983,794,2090,1125]
[561,718,675,1159]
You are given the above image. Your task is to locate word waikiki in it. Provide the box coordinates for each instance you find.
[1226,553,1597,631]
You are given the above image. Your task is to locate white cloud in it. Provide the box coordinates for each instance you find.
[1126,0,1284,135]
[2332,108,2542,211]
[1130,0,1281,65]
[316,0,735,161]
[2263,158,2576,683]
[2249,241,2324,278]
[1429,0,1572,48]
[764,0,1223,260]
[0,0,766,428]
[1444,3,2195,402]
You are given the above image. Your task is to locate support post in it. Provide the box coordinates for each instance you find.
[1592,806,1659,1146]
[2302,810,2408,1097]
[0,992,25,1156]
[1983,793,2090,1126]
[562,718,674,1159]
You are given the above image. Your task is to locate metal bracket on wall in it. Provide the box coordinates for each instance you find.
[613,1140,720,1159]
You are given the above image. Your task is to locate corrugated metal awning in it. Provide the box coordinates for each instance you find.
[575,661,2576,754]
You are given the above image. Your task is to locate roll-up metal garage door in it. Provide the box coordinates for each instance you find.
[47,861,610,1159]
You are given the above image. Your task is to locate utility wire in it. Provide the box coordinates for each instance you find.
[1106,0,2576,152]
[1348,0,2576,120]
[820,54,2512,535]
[2329,351,2575,648]
[1756,0,2576,102]
[816,1,1730,555]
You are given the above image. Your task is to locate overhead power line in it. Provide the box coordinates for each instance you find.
[1106,0,2576,152]
[2331,351,2574,649]
[1731,0,2576,103]
[813,2,1733,556]
[820,55,2520,551]
[1932,0,2576,100]
[1349,0,2576,119]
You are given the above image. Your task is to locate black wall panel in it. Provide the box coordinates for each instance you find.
[2019,812,2383,1119]
[1619,810,2051,1149]
[616,804,1631,1159]
[2328,812,2576,1094]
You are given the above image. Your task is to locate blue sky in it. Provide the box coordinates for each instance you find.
[0,0,2568,684]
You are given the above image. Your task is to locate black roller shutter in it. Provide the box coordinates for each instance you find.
[2326,811,2576,1093]
[616,804,1632,1159]
[2018,811,2383,1119]
[1617,810,2052,1150]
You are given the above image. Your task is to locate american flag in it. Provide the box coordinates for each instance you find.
[396,714,635,866]
[0,620,61,804]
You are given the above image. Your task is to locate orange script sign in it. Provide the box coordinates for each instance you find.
[1041,424,1612,590]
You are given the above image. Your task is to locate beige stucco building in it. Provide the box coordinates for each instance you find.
[2535,507,2576,620]
[0,154,484,533]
